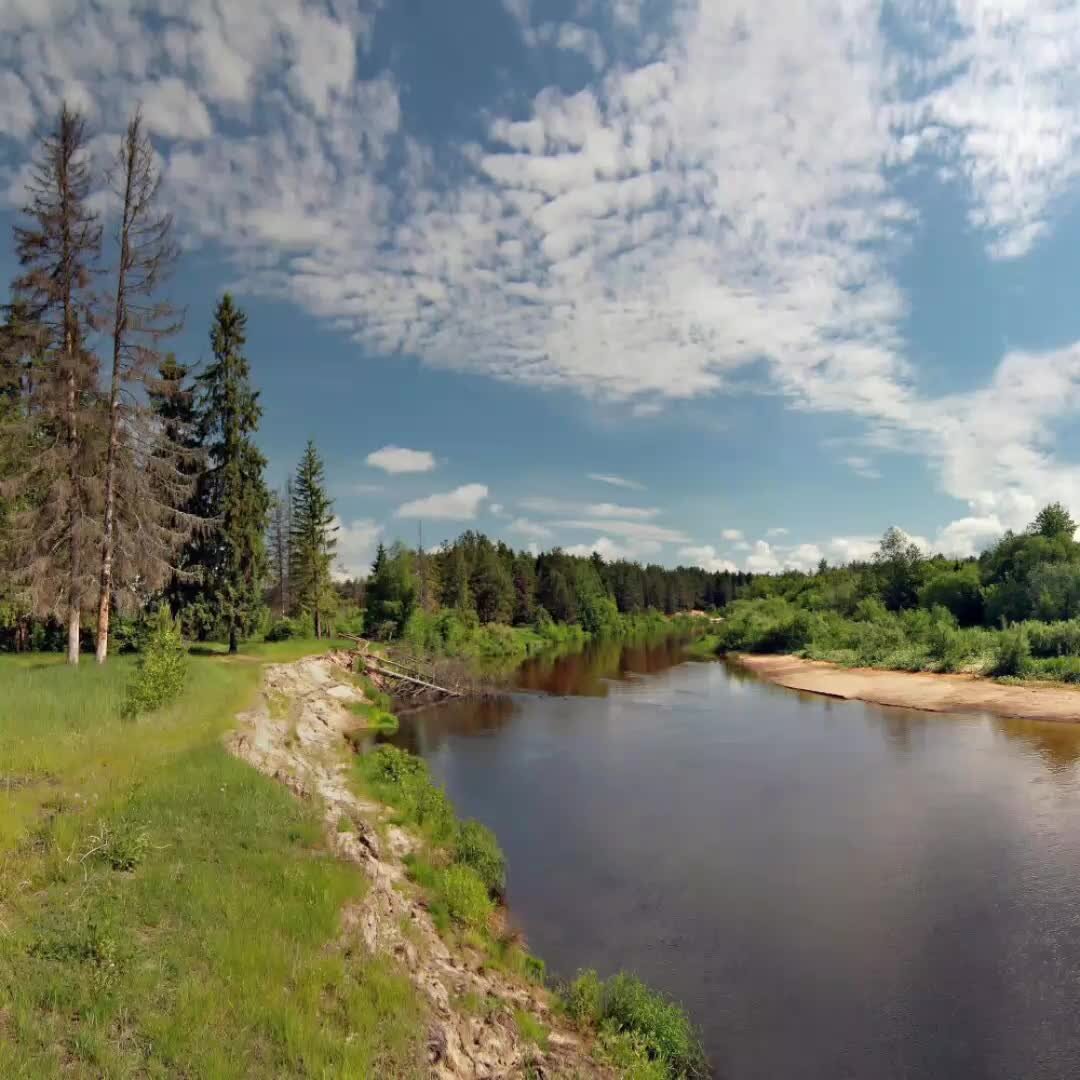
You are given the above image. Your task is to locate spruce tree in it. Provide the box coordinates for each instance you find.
[7,104,103,664]
[188,295,269,652]
[289,440,337,638]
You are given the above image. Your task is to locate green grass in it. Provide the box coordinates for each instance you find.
[514,1008,550,1051]
[0,645,426,1078]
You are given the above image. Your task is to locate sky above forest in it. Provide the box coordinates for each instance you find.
[4,0,1080,577]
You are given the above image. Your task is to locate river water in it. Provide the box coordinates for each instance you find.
[388,639,1080,1079]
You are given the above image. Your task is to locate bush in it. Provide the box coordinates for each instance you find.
[454,819,506,896]
[563,969,603,1026]
[264,614,314,642]
[121,608,188,719]
[1025,619,1080,658]
[990,625,1031,677]
[437,864,494,928]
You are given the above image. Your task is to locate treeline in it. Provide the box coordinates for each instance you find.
[715,503,1080,680]
[352,532,751,644]
[0,103,333,662]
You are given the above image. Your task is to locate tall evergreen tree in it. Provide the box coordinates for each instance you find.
[95,110,189,662]
[267,482,291,618]
[7,104,103,664]
[289,441,337,638]
[187,294,269,652]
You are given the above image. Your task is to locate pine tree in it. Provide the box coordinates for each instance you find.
[440,545,473,613]
[7,104,103,664]
[289,441,337,638]
[471,542,514,624]
[95,110,190,662]
[267,482,291,618]
[187,295,269,652]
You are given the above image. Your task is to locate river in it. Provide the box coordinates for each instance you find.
[388,639,1080,1079]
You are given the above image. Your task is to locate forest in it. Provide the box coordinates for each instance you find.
[0,104,747,662]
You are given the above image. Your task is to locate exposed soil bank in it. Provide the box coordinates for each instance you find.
[737,654,1080,724]
[228,655,609,1079]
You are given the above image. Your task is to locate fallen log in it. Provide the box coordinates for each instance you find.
[363,660,462,698]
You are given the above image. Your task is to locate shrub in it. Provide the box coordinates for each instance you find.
[1025,619,1080,658]
[990,625,1031,677]
[121,608,188,719]
[563,969,603,1026]
[602,973,706,1077]
[560,970,705,1078]
[363,744,425,785]
[454,819,506,896]
[437,864,494,928]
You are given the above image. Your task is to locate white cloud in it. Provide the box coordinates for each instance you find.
[138,77,212,139]
[587,472,644,491]
[490,502,506,516]
[345,481,384,496]
[554,518,687,545]
[721,528,743,542]
[508,517,554,541]
[565,536,660,561]
[519,496,658,520]
[397,483,488,521]
[366,446,436,474]
[678,545,738,573]
[333,517,381,579]
[842,455,881,480]
[766,527,789,538]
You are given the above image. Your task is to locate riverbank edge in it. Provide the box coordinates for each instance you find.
[736,653,1080,723]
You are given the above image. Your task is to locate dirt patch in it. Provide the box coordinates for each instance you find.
[227,656,609,1079]
[738,654,1080,723]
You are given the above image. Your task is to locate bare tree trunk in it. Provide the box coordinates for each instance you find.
[228,619,238,655]
[95,128,134,665]
[66,363,80,666]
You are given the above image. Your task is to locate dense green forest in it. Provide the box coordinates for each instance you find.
[713,504,1080,681]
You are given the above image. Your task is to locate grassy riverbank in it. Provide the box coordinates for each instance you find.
[0,642,426,1077]
[354,742,706,1078]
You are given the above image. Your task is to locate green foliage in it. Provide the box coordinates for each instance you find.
[121,607,188,719]
[289,439,337,638]
[560,969,705,1079]
[264,613,314,641]
[714,598,818,654]
[873,527,926,611]
[181,294,270,652]
[918,563,985,626]
[365,541,418,640]
[1031,501,1077,539]
[454,819,506,896]
[990,624,1031,677]
[437,864,494,928]
[513,1008,550,1050]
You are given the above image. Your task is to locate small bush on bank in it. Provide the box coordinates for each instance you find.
[438,864,494,928]
[121,608,188,719]
[990,625,1031,677]
[560,969,705,1079]
[454,819,506,896]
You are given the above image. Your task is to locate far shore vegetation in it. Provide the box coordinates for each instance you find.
[708,502,1080,684]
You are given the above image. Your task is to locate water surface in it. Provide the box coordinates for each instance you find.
[391,640,1080,1079]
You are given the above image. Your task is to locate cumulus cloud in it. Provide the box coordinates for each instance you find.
[678,545,738,573]
[333,517,381,579]
[7,2,1080,554]
[553,518,687,544]
[508,517,554,541]
[766,527,789,538]
[519,496,658,520]
[721,528,743,542]
[565,536,660,561]
[397,483,488,521]
[588,473,644,491]
[366,446,436,474]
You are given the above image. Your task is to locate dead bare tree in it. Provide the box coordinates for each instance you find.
[94,110,195,662]
[9,104,103,664]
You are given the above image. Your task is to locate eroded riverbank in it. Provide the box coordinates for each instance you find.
[737,653,1080,723]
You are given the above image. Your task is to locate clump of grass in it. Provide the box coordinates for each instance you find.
[514,1008,550,1050]
[438,864,494,929]
[454,819,506,896]
[990,624,1032,677]
[561,969,706,1079]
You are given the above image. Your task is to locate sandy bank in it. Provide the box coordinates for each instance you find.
[737,654,1080,724]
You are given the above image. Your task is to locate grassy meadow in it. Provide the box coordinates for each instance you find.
[0,641,425,1078]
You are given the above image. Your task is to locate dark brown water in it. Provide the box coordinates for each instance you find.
[390,640,1080,1079]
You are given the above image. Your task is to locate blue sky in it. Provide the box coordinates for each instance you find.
[4,1,1080,577]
